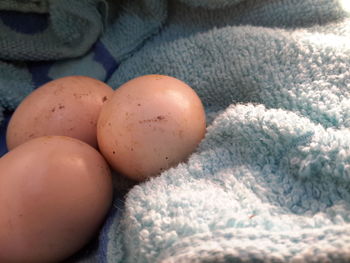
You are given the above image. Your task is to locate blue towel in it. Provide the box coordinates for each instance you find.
[1,0,350,262]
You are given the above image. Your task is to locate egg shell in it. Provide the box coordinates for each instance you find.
[6,76,114,150]
[97,74,206,181]
[0,136,113,263]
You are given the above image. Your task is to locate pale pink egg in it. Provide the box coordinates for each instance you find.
[0,136,113,263]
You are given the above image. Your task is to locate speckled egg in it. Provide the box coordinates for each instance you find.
[6,76,113,150]
[97,74,206,181]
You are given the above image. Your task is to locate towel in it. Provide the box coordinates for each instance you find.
[1,0,350,262]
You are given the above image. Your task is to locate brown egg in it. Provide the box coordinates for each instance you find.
[97,74,206,181]
[6,76,113,150]
[0,136,113,263]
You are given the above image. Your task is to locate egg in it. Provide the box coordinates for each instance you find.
[0,136,113,263]
[97,74,206,181]
[6,76,114,150]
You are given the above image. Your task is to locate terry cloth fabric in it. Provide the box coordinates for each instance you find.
[1,0,350,262]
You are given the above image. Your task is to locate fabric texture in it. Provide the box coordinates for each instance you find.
[1,0,350,262]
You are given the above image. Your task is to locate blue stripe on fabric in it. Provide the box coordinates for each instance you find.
[92,41,119,81]
[98,194,126,263]
[0,10,48,34]
[27,61,54,88]
[0,111,11,157]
